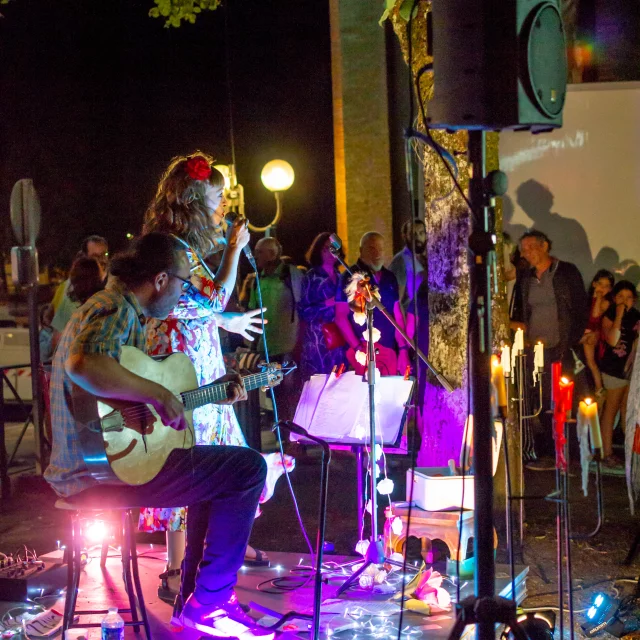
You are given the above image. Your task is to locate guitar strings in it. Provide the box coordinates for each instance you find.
[112,372,274,423]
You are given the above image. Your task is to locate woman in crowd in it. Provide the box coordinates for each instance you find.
[138,152,288,612]
[599,280,640,467]
[297,232,347,379]
[582,269,614,399]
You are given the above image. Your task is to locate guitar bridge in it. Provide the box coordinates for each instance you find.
[101,412,126,433]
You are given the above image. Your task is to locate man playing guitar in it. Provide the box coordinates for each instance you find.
[45,233,274,639]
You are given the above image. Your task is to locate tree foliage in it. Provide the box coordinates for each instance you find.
[148,0,222,28]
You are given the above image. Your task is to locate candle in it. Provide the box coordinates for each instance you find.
[558,376,575,418]
[491,355,508,417]
[551,361,562,408]
[501,345,511,377]
[511,328,524,371]
[578,397,602,452]
[514,328,524,353]
[533,342,544,371]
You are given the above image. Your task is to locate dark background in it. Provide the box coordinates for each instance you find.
[1,0,638,274]
[0,0,336,269]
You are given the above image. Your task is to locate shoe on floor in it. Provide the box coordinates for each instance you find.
[244,548,270,567]
[158,568,181,604]
[525,457,556,471]
[602,456,626,476]
[181,592,275,639]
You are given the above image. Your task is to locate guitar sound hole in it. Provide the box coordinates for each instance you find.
[121,406,156,435]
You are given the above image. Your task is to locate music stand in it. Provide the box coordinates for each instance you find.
[292,368,414,592]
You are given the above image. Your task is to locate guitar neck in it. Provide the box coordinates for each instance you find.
[181,371,272,411]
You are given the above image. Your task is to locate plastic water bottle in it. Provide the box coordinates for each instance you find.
[101,607,124,640]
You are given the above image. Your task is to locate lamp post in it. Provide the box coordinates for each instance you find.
[257,160,294,237]
[214,159,294,237]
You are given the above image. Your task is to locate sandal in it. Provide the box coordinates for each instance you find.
[243,548,270,567]
[158,568,181,604]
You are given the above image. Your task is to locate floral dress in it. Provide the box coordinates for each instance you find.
[297,265,347,380]
[138,255,246,533]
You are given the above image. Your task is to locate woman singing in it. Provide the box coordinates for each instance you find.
[139,152,292,619]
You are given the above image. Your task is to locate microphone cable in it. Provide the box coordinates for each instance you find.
[251,263,316,591]
[173,234,315,585]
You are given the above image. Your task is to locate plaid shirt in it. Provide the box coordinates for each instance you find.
[44,278,146,497]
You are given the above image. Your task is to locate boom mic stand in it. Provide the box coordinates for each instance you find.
[327,244,451,596]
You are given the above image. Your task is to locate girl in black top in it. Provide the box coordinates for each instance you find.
[599,280,640,464]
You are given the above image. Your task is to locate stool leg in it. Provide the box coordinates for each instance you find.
[62,516,75,633]
[120,511,141,633]
[100,532,109,568]
[127,510,152,639]
[65,515,82,632]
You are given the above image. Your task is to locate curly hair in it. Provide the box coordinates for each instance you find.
[143,150,226,256]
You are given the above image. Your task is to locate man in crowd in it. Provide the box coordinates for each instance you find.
[335,231,409,375]
[45,233,273,639]
[241,236,304,422]
[511,230,587,469]
[51,235,110,333]
[389,218,427,314]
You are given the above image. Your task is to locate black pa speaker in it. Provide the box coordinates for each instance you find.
[427,0,567,132]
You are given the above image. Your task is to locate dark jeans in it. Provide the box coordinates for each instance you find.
[68,446,267,606]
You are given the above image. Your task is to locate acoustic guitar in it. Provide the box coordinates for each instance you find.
[73,346,283,486]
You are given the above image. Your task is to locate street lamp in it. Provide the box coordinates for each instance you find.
[215,159,294,237]
[255,160,294,237]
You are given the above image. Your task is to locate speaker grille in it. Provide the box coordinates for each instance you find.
[525,3,567,118]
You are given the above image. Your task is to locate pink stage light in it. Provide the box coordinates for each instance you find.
[84,520,108,544]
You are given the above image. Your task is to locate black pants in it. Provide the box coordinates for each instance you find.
[68,446,266,606]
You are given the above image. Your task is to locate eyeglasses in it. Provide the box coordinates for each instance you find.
[170,274,192,293]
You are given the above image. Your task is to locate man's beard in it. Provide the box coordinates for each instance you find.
[408,241,426,254]
[146,293,175,320]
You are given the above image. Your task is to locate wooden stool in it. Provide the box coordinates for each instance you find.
[55,500,152,639]
[385,504,497,567]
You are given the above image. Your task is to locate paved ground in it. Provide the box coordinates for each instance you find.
[2,418,640,637]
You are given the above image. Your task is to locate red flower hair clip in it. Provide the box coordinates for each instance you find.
[185,156,212,181]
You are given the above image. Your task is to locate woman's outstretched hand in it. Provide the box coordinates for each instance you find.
[217,309,268,341]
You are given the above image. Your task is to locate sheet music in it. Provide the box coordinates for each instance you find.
[293,372,414,445]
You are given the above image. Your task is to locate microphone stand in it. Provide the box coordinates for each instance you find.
[329,246,453,393]
[273,421,331,640]
[326,246,419,595]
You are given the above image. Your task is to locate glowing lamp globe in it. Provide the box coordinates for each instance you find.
[213,164,231,191]
[261,160,294,192]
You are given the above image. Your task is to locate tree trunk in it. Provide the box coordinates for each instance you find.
[389,3,520,528]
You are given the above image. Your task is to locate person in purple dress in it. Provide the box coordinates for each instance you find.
[297,232,347,379]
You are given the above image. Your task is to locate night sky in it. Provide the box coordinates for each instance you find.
[0,0,336,270]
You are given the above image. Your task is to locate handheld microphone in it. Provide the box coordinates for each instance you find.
[225,211,257,270]
[328,233,342,254]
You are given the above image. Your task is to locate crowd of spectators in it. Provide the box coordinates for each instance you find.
[508,230,640,473]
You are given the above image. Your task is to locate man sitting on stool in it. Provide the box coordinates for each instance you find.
[45,233,273,639]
